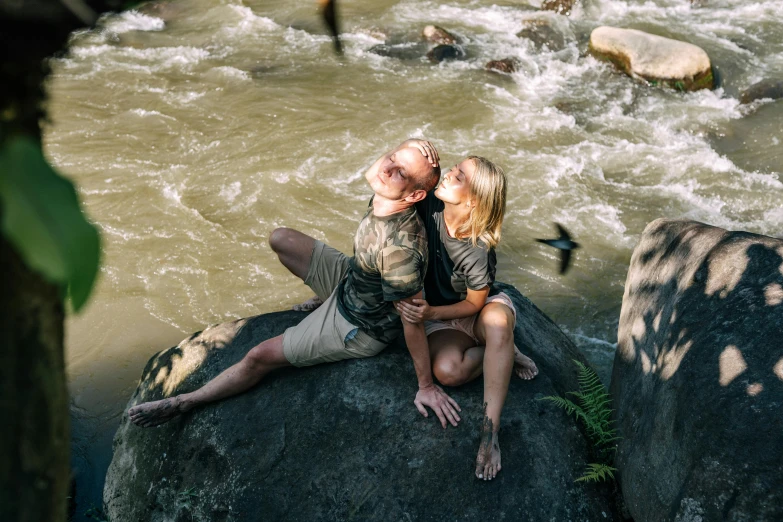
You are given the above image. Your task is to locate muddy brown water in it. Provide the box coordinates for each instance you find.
[43,0,783,517]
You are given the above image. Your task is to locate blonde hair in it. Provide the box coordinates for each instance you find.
[454,156,507,248]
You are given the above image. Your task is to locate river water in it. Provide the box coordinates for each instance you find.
[44,0,782,517]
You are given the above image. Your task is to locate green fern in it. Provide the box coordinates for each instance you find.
[576,463,617,483]
[540,359,620,483]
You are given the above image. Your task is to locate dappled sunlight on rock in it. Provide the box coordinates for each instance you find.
[162,342,207,395]
[705,249,747,298]
[658,339,692,381]
[746,383,763,396]
[764,283,783,306]
[774,358,783,381]
[719,346,747,387]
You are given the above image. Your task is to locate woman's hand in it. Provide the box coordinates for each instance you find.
[395,298,434,324]
[402,139,439,168]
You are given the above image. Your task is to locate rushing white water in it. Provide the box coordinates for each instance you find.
[44,0,782,517]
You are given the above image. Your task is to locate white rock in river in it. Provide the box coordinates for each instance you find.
[589,26,714,91]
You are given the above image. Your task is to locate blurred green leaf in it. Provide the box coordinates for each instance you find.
[0,136,100,312]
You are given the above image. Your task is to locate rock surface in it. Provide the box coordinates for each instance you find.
[589,27,714,91]
[105,283,614,521]
[426,44,465,63]
[541,0,579,16]
[739,78,783,104]
[611,219,783,522]
[422,25,457,45]
[485,58,518,74]
[517,19,569,51]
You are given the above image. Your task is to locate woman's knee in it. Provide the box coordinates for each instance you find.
[433,357,469,387]
[479,305,515,341]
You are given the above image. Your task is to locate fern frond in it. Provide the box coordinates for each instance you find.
[539,395,584,419]
[575,463,617,483]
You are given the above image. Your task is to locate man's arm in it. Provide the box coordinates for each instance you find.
[397,291,461,428]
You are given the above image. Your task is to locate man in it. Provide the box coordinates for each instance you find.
[128,140,461,429]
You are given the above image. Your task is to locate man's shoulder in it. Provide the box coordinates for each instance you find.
[384,208,426,249]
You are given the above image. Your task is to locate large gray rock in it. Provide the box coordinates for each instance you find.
[105,283,614,521]
[611,219,783,522]
[589,27,714,91]
[740,78,783,104]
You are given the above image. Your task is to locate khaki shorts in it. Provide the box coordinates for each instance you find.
[423,292,516,343]
[282,241,387,367]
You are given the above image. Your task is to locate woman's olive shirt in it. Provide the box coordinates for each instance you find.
[415,194,497,306]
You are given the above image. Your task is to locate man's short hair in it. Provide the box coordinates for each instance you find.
[416,163,441,193]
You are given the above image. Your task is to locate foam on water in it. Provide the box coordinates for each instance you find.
[100,11,165,34]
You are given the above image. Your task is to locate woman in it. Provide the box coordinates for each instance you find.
[395,141,538,482]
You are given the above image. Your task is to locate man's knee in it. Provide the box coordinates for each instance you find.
[434,357,468,387]
[269,227,294,254]
[244,337,287,371]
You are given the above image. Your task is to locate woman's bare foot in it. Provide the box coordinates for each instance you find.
[475,416,502,480]
[292,295,323,312]
[128,396,187,427]
[513,346,538,380]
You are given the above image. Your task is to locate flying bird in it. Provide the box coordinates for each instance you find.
[536,223,580,275]
[318,0,342,54]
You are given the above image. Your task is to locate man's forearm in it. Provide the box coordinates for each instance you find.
[403,321,434,389]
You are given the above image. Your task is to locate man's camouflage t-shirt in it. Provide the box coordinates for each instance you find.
[336,204,428,344]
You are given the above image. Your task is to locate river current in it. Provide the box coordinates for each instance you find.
[44,0,782,517]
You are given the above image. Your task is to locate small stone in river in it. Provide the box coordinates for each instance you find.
[426,44,465,63]
[369,43,429,61]
[486,58,518,74]
[541,0,579,16]
[422,25,457,45]
[589,26,714,91]
[517,19,568,51]
[739,79,783,104]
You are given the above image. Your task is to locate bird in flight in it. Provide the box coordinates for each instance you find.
[536,223,580,275]
[318,0,342,54]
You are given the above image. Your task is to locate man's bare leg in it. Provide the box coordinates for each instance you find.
[269,227,324,311]
[472,303,516,481]
[128,334,290,427]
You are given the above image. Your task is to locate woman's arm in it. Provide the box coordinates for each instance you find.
[395,286,490,323]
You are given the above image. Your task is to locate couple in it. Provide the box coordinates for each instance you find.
[128,139,538,480]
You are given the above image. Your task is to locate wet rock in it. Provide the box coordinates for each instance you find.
[517,19,568,51]
[485,58,518,74]
[369,42,429,61]
[354,26,388,41]
[739,78,783,104]
[589,26,714,91]
[426,44,465,63]
[422,25,457,45]
[612,219,783,522]
[105,283,614,521]
[541,0,579,16]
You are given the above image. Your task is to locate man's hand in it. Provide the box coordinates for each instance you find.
[395,298,434,324]
[414,384,461,428]
[402,139,439,168]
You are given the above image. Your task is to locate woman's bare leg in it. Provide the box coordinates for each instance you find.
[428,329,484,387]
[472,303,516,481]
[128,335,290,427]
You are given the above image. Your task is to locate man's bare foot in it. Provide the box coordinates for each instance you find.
[514,346,538,380]
[128,396,187,428]
[292,295,323,312]
[475,415,501,480]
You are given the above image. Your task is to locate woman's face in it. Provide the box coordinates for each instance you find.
[435,158,475,206]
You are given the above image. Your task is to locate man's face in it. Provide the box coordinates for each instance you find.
[367,146,431,201]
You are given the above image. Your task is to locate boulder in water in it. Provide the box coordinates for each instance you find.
[422,25,457,45]
[369,42,429,61]
[611,219,783,521]
[739,78,783,104]
[541,0,579,16]
[426,44,465,63]
[517,19,569,51]
[105,283,614,521]
[485,58,518,74]
[589,27,714,91]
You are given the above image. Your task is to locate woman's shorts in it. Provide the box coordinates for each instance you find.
[423,292,516,344]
